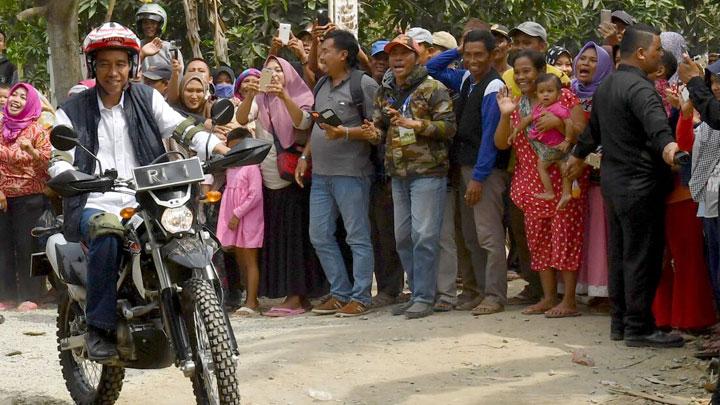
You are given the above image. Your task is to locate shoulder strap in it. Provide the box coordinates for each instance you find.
[391,78,426,111]
[349,69,367,121]
[312,75,330,103]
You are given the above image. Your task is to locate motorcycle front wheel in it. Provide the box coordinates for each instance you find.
[182,278,240,405]
[57,294,125,404]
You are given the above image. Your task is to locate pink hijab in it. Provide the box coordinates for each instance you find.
[2,83,42,144]
[255,56,313,149]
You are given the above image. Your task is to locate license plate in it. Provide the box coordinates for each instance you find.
[133,157,205,191]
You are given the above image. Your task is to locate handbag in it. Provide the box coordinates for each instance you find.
[272,136,311,183]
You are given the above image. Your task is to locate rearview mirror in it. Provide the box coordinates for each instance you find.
[50,125,79,151]
[210,98,235,126]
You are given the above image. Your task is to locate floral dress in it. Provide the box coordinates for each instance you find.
[509,88,588,272]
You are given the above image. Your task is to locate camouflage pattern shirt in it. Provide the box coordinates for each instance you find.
[373,65,456,178]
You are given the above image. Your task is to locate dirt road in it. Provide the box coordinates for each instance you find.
[0,283,713,404]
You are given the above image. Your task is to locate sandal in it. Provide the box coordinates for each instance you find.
[522,303,554,315]
[262,307,306,317]
[544,308,582,318]
[234,306,260,317]
[471,301,504,316]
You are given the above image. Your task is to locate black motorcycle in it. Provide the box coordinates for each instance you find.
[32,99,270,404]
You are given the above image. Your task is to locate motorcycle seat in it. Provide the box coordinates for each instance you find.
[55,242,88,286]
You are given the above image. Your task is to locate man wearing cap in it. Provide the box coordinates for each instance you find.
[407,27,435,65]
[142,63,172,97]
[426,29,509,314]
[369,34,456,319]
[490,24,511,74]
[369,40,390,84]
[432,32,458,55]
[599,10,637,47]
[502,21,571,97]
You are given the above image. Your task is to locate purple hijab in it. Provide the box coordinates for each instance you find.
[2,83,42,144]
[571,42,613,100]
[234,68,261,100]
[255,57,313,149]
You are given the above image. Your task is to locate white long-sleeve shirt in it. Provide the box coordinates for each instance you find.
[50,88,221,216]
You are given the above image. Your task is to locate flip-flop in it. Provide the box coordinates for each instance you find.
[234,306,260,317]
[262,307,306,317]
[544,310,582,318]
[471,302,504,316]
[522,305,553,315]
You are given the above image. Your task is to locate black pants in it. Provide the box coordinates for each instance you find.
[370,179,403,296]
[0,194,47,302]
[605,191,666,336]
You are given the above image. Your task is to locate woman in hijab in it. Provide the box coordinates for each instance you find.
[237,56,327,316]
[234,68,261,135]
[175,72,211,118]
[569,42,614,308]
[0,83,51,311]
[546,46,574,78]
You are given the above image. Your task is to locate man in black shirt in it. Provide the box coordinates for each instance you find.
[0,30,17,85]
[679,55,720,130]
[566,24,683,348]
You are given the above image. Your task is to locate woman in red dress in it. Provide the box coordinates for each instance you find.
[495,50,589,318]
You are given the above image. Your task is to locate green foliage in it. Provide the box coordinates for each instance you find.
[1,0,719,92]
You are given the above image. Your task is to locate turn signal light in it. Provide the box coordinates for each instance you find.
[204,191,222,204]
[120,207,136,219]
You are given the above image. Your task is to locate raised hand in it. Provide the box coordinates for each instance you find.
[496,86,519,115]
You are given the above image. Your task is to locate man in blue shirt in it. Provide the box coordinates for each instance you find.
[426,30,508,315]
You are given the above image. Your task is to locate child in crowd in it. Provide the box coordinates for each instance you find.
[511,74,573,210]
[0,82,10,111]
[651,52,679,116]
[216,127,264,316]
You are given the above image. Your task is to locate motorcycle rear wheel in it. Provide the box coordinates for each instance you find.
[57,294,125,404]
[182,278,240,405]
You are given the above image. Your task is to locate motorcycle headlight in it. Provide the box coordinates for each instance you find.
[160,206,194,234]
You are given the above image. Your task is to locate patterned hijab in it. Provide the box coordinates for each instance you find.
[546,46,571,66]
[234,68,261,101]
[660,32,687,84]
[571,42,613,100]
[2,82,42,144]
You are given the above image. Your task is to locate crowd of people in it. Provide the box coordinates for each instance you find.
[1,3,720,353]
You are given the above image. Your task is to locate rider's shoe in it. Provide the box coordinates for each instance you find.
[85,326,118,363]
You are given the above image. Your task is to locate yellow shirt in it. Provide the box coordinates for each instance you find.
[502,64,571,97]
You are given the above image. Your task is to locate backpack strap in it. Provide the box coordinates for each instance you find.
[313,70,369,121]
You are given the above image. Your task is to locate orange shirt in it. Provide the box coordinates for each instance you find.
[0,121,51,197]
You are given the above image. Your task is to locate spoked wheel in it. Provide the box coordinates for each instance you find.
[182,278,240,405]
[57,294,124,404]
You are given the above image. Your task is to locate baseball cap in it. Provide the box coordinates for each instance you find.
[142,64,172,81]
[611,10,637,26]
[384,34,422,55]
[432,31,458,50]
[296,23,313,37]
[490,24,511,40]
[406,27,433,45]
[509,22,548,43]
[370,40,389,57]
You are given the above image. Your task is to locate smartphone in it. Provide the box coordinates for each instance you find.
[169,40,180,60]
[317,8,331,26]
[278,23,291,46]
[312,109,342,127]
[600,9,612,25]
[258,68,274,92]
[680,87,690,104]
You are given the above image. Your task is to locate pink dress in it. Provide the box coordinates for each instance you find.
[216,165,264,248]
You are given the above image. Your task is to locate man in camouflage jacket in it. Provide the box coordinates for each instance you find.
[368,34,456,319]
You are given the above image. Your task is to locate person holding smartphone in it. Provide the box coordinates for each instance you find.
[300,30,381,318]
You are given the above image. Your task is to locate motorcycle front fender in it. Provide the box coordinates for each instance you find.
[161,236,212,270]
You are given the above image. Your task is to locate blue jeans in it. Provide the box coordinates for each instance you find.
[80,209,122,331]
[309,175,374,305]
[392,176,447,304]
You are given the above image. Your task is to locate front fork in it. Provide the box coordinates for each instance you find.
[198,265,240,358]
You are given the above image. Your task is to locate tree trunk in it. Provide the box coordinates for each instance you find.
[206,0,228,65]
[105,0,117,22]
[45,0,81,105]
[182,0,203,59]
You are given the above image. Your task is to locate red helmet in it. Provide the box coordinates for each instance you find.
[83,22,142,79]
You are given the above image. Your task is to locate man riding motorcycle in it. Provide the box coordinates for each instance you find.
[48,22,229,362]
